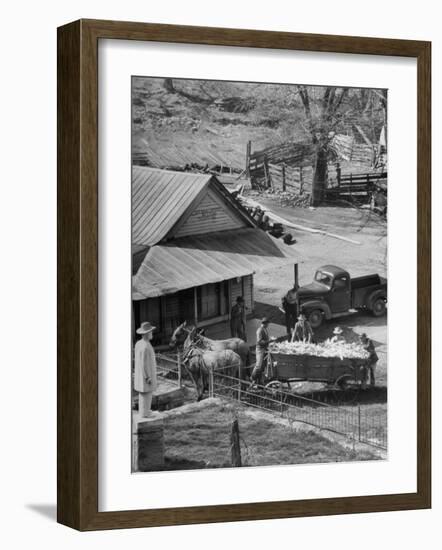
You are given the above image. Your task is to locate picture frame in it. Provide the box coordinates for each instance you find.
[57,18,431,531]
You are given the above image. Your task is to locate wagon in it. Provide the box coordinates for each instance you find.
[263,350,372,402]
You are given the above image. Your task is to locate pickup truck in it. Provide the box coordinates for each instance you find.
[296,265,387,328]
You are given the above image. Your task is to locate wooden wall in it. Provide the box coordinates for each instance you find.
[134,274,254,344]
[230,275,253,315]
[174,187,245,238]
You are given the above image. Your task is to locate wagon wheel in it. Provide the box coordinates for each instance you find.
[265,380,284,392]
[264,380,289,404]
[333,374,359,404]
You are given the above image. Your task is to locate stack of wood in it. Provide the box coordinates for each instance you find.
[215,96,256,113]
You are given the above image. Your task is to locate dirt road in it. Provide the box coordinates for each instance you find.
[252,199,388,387]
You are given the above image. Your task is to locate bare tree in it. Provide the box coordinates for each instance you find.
[296,85,351,206]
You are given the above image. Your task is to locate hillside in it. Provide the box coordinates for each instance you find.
[131,77,386,172]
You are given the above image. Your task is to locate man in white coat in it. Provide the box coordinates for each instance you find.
[134,321,158,417]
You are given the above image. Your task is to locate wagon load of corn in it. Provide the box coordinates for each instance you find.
[266,340,370,382]
[269,340,370,361]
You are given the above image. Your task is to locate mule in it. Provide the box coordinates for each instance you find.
[182,344,242,401]
[179,325,251,379]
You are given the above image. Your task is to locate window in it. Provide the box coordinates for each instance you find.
[334,276,348,290]
[315,270,332,287]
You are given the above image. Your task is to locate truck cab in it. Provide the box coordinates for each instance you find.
[297,265,387,328]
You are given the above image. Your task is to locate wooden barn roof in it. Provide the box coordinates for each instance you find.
[133,228,295,299]
[132,166,255,247]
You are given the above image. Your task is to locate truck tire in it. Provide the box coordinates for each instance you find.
[372,297,386,317]
[307,309,323,329]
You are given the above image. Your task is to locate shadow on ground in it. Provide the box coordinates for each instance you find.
[26,504,57,521]
[293,384,387,406]
[253,301,286,326]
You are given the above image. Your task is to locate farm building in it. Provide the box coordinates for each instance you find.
[132,166,293,344]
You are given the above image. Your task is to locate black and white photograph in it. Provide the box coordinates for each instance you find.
[131,77,388,472]
[2,0,436,543]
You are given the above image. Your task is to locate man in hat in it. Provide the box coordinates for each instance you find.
[292,312,313,342]
[230,296,247,341]
[359,333,378,386]
[330,326,345,343]
[282,284,298,337]
[134,321,158,417]
[250,317,271,386]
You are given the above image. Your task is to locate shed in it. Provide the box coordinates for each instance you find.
[132,166,293,343]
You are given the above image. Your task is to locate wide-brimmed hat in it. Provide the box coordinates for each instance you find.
[297,313,306,321]
[136,321,156,335]
[333,326,343,335]
[261,317,270,325]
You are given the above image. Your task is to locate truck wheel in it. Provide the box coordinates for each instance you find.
[307,309,323,329]
[372,297,386,317]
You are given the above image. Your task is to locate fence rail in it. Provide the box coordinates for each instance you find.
[156,352,182,386]
[154,354,387,450]
[210,367,387,450]
[326,171,387,202]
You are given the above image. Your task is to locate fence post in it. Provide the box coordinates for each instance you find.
[282,164,286,192]
[177,351,182,387]
[358,404,361,442]
[230,419,242,467]
[299,166,304,195]
[263,155,271,189]
[246,140,251,177]
[209,368,214,398]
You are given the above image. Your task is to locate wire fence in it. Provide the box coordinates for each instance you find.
[154,353,387,450]
[156,352,182,385]
[210,367,387,450]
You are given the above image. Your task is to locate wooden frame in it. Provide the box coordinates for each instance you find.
[57,19,431,531]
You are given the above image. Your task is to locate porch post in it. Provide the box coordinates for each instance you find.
[193,287,198,327]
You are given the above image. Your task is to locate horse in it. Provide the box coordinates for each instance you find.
[172,322,251,374]
[186,327,251,380]
[181,340,243,401]
[169,321,193,350]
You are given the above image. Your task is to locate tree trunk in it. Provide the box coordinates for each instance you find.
[311,147,328,206]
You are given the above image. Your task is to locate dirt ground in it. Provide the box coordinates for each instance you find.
[250,198,388,388]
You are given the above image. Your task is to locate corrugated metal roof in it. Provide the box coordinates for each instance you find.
[132,166,212,246]
[133,228,296,299]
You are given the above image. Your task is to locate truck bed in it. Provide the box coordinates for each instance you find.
[351,274,387,309]
[351,274,383,288]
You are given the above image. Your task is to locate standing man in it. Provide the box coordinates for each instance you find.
[250,317,270,387]
[330,326,345,343]
[230,296,247,341]
[292,313,314,342]
[282,284,298,337]
[359,333,378,386]
[134,321,158,417]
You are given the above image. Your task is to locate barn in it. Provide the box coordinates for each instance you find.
[132,166,293,344]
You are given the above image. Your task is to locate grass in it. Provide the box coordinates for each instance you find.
[160,401,379,471]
